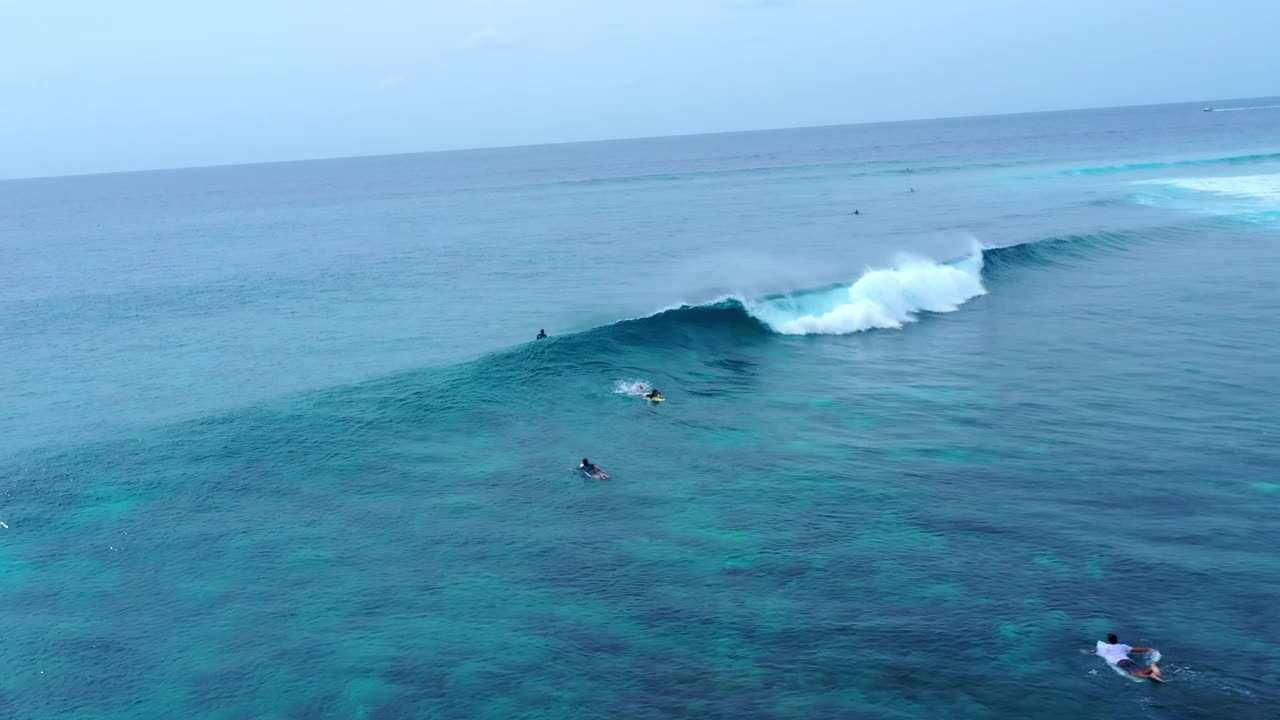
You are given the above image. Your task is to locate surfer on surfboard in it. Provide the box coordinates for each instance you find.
[580,458,610,479]
[1089,634,1164,682]
[644,388,664,401]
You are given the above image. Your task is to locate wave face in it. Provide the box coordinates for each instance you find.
[278,230,1147,439]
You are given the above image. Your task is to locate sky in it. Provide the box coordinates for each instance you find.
[1,0,1277,178]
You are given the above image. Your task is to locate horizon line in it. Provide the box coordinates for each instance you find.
[4,93,1277,184]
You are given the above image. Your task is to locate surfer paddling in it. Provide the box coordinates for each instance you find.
[1089,634,1164,682]
[579,458,610,479]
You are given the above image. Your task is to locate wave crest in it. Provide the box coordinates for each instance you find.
[1060,152,1280,176]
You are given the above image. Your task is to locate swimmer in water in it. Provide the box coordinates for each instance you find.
[1090,634,1164,682]
[537,329,547,339]
[579,458,610,479]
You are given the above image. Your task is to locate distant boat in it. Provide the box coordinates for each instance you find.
[1204,104,1280,113]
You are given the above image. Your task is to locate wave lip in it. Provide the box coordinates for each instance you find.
[742,251,986,335]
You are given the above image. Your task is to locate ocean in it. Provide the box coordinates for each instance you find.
[2,99,1278,719]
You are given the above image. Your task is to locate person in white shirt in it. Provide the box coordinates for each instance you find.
[1092,633,1164,682]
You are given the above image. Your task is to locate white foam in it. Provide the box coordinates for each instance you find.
[1140,174,1280,204]
[613,380,652,397]
[744,251,986,335]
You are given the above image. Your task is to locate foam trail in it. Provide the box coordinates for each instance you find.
[613,380,653,397]
[744,251,986,335]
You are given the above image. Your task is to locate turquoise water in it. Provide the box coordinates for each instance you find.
[2,100,1279,718]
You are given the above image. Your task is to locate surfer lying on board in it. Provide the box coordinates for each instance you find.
[644,388,663,400]
[580,458,609,479]
[1090,634,1164,682]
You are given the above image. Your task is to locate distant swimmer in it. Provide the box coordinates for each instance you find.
[1089,634,1164,682]
[579,458,610,479]
[909,188,916,193]
[853,210,860,215]
[644,388,664,401]
[537,329,548,339]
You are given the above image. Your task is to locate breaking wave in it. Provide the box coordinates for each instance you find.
[740,251,986,334]
[584,231,1153,341]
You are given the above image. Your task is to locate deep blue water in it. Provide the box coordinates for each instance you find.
[2,99,1279,719]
